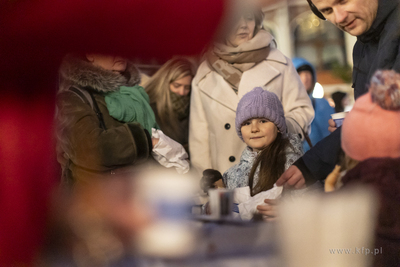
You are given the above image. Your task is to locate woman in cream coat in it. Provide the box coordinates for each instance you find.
[189,8,314,175]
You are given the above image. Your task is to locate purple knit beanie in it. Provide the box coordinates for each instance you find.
[235,87,286,141]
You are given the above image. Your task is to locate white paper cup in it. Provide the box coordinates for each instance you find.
[208,188,234,219]
[331,112,347,127]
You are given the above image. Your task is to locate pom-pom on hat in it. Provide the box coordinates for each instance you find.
[341,70,400,161]
[235,87,286,141]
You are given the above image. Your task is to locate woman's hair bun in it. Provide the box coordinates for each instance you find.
[369,70,400,110]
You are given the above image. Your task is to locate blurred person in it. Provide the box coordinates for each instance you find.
[40,174,152,266]
[277,0,400,190]
[293,57,334,152]
[145,57,196,153]
[325,70,400,267]
[0,0,224,265]
[189,6,313,176]
[56,54,157,185]
[331,91,349,113]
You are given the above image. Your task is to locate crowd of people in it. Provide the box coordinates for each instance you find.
[1,0,399,266]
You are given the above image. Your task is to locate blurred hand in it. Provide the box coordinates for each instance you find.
[328,118,337,133]
[325,165,341,192]
[200,169,223,193]
[256,199,278,221]
[214,179,225,189]
[152,138,159,147]
[276,165,305,189]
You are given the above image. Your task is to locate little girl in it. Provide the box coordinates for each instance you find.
[223,87,304,220]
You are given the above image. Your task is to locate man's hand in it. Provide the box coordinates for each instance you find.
[256,199,278,221]
[328,118,337,133]
[276,165,306,189]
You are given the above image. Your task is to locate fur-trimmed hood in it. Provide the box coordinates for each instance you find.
[59,54,141,93]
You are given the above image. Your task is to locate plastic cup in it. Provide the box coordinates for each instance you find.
[331,112,347,127]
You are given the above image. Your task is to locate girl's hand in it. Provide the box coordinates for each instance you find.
[256,199,278,221]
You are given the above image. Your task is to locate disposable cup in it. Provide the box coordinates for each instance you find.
[331,112,347,127]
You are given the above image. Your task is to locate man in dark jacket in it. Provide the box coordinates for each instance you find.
[277,0,400,188]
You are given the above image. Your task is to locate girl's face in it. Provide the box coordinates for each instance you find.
[86,54,128,72]
[241,118,278,152]
[169,75,192,96]
[226,13,256,47]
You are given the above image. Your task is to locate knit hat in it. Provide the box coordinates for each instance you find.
[341,70,400,161]
[235,87,286,141]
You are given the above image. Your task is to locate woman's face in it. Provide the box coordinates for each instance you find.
[169,75,192,96]
[86,54,128,72]
[226,14,256,47]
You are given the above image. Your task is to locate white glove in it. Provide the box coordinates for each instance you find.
[151,128,189,174]
[235,184,283,220]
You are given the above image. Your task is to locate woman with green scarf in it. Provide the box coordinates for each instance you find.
[56,54,158,184]
[189,6,314,176]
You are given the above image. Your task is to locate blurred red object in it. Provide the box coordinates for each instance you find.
[0,0,224,265]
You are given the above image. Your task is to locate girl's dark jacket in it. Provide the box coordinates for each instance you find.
[295,0,400,185]
[56,55,152,184]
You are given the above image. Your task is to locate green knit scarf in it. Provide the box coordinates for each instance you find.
[105,85,159,133]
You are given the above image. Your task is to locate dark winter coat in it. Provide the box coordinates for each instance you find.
[295,0,400,184]
[56,55,152,184]
[352,0,400,99]
[150,103,189,154]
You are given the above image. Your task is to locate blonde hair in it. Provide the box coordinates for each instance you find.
[144,57,195,128]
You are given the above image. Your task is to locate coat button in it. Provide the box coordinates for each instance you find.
[224,123,231,130]
[229,156,235,162]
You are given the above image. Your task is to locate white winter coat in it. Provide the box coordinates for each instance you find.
[189,47,314,175]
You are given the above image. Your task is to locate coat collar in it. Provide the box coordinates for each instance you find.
[196,47,287,111]
[59,54,141,93]
[358,0,399,43]
[241,146,258,162]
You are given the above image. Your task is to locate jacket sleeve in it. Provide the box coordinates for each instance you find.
[284,134,304,170]
[57,91,151,172]
[280,60,314,139]
[189,75,212,176]
[313,98,334,142]
[294,127,342,185]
